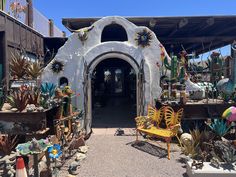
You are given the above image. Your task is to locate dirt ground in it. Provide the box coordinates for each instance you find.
[59,128,187,177]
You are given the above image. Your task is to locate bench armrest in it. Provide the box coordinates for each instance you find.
[168,124,181,134]
[135,116,152,129]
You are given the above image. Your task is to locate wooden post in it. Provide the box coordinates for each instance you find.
[26,0,33,28]
[231,43,236,84]
[49,19,54,37]
[62,31,66,37]
[33,154,39,177]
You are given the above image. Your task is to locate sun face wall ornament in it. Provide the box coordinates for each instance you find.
[135,29,153,48]
[51,60,64,74]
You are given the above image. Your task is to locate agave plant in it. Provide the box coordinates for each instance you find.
[9,52,29,79]
[214,141,236,164]
[41,82,56,98]
[26,60,43,79]
[7,90,28,112]
[208,119,231,137]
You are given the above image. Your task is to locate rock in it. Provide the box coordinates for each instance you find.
[78,145,89,154]
[26,104,36,112]
[37,107,44,112]
[2,103,12,111]
[180,133,193,146]
[38,156,47,172]
[69,136,85,150]
[75,153,86,161]
[68,161,80,175]
[10,108,18,112]
[67,175,76,177]
[40,168,52,177]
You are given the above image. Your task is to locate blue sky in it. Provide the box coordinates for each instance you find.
[34,0,236,33]
[34,0,236,56]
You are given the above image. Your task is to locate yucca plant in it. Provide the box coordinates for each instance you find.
[9,52,29,79]
[190,128,202,145]
[208,119,231,137]
[7,90,28,112]
[26,60,43,79]
[181,141,199,158]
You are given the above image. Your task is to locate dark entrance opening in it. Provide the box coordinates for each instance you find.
[92,58,136,128]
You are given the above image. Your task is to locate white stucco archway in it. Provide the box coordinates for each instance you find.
[84,51,142,132]
[41,16,169,134]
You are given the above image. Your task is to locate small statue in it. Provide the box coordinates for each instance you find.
[62,86,74,116]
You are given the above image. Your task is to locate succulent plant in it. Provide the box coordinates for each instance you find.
[189,128,202,145]
[0,134,18,155]
[41,82,56,98]
[208,119,231,137]
[9,52,29,79]
[7,90,28,112]
[28,88,41,106]
[26,60,43,79]
[213,141,236,164]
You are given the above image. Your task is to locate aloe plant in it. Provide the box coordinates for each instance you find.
[41,82,56,98]
[208,119,231,137]
[7,90,28,112]
[28,88,41,106]
[0,134,18,155]
[9,52,29,79]
[26,60,43,79]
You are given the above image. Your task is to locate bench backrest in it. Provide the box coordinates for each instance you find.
[147,105,165,126]
[164,106,184,128]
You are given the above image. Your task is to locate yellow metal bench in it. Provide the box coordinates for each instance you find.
[135,106,183,160]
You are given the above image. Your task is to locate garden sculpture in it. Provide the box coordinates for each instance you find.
[163,55,185,83]
[216,51,236,100]
[222,106,236,124]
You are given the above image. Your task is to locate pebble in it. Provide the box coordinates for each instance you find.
[67,175,76,177]
[75,153,86,161]
[78,145,89,153]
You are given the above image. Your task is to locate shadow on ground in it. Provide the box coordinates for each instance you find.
[129,140,168,158]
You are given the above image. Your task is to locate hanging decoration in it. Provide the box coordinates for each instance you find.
[77,26,94,44]
[51,60,64,74]
[135,29,152,47]
[9,0,26,19]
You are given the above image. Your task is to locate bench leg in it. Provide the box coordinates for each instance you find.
[136,129,139,143]
[165,137,171,160]
[167,142,170,160]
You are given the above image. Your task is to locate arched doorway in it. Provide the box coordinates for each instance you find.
[91,58,137,128]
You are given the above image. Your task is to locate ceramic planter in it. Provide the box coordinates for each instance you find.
[186,160,236,177]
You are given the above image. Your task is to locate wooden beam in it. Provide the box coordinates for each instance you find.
[26,0,33,28]
[168,18,188,37]
[194,18,215,35]
[160,35,236,44]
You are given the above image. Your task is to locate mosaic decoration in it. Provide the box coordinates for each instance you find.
[135,29,152,47]
[48,144,62,159]
[16,138,51,155]
[51,60,64,74]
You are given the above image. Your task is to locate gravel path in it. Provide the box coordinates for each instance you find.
[74,128,187,177]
